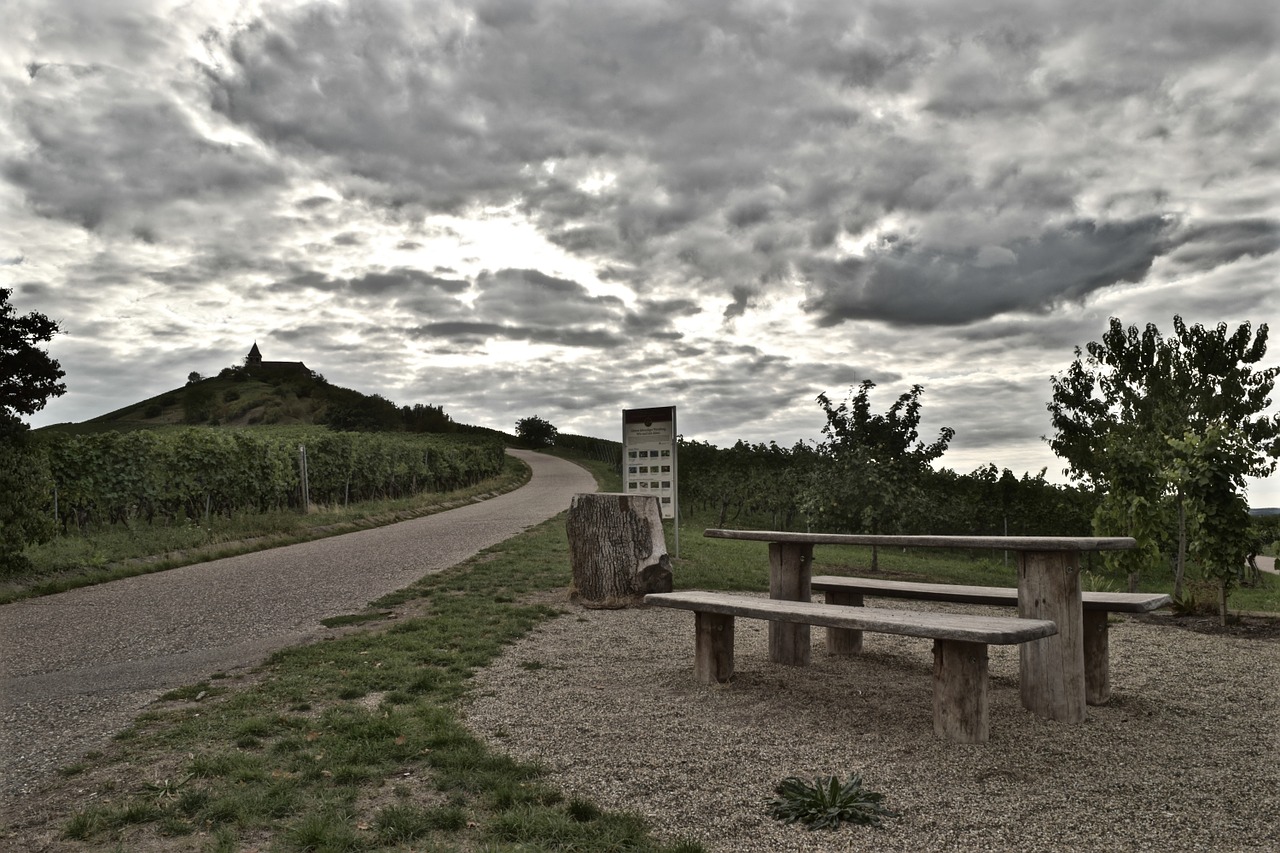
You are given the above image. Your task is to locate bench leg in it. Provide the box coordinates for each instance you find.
[1018,550,1087,723]
[768,542,812,666]
[824,590,864,655]
[933,640,990,744]
[694,612,735,684]
[1084,610,1110,705]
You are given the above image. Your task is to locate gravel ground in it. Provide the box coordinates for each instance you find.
[0,449,596,804]
[465,596,1280,853]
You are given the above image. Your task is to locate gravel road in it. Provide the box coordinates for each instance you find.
[0,449,595,801]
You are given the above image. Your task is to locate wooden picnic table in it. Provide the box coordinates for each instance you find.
[702,529,1137,724]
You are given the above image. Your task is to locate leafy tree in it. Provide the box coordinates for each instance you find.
[183,381,216,424]
[515,415,558,449]
[804,381,953,567]
[401,403,455,433]
[323,394,403,432]
[1048,316,1280,610]
[1,288,65,418]
[0,289,65,573]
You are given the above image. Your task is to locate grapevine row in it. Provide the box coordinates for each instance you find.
[39,427,506,530]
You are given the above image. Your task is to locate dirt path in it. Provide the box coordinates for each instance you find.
[0,450,595,801]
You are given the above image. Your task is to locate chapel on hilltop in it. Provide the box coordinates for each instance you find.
[245,342,310,378]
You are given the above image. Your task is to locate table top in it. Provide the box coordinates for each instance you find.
[703,529,1136,552]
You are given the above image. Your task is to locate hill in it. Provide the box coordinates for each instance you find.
[38,362,466,437]
[33,346,619,458]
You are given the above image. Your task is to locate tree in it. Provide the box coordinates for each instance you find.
[0,289,65,573]
[804,381,954,568]
[183,382,216,424]
[1048,316,1280,614]
[515,415,558,449]
[1,288,65,419]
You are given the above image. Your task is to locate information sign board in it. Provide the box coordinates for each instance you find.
[622,406,677,520]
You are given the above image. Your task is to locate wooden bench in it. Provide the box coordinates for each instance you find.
[703,529,1138,725]
[644,590,1057,744]
[810,576,1170,706]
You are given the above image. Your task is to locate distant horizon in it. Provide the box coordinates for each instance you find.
[33,351,1280,513]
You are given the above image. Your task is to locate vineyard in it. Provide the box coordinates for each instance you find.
[676,438,1099,538]
[39,427,507,531]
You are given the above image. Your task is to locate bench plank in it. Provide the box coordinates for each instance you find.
[644,591,1057,644]
[810,576,1171,613]
[705,528,1137,552]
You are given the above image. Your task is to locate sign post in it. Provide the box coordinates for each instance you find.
[622,406,678,557]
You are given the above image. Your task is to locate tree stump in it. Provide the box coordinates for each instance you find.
[567,493,673,607]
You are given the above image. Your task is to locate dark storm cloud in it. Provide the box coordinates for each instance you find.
[623,297,702,335]
[267,268,470,302]
[394,267,694,349]
[802,217,1175,327]
[4,64,285,235]
[188,0,1278,330]
[1169,219,1280,272]
[411,321,624,349]
[349,269,469,296]
[470,268,624,325]
[548,225,621,255]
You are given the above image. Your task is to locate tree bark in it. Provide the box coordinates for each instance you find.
[568,493,673,607]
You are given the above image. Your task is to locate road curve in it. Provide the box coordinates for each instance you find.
[0,450,596,799]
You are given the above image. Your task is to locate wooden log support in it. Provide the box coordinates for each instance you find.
[768,541,813,666]
[1018,550,1086,723]
[1083,610,1110,706]
[567,493,673,607]
[824,588,864,655]
[694,612,734,684]
[933,639,990,744]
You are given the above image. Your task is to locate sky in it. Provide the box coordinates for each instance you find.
[3,0,1279,507]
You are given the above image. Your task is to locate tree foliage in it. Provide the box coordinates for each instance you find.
[0,289,65,573]
[0,288,65,419]
[515,415,558,449]
[1048,316,1280,609]
[803,382,954,565]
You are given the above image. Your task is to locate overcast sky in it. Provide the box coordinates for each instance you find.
[4,0,1279,506]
